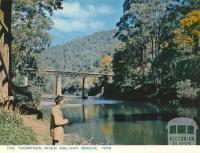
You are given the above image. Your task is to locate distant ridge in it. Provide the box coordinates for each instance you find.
[42,29,118,72]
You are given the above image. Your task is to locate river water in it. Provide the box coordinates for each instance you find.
[40,96,200,145]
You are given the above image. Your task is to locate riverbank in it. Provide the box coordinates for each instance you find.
[96,83,200,106]
[21,113,93,145]
[21,114,50,145]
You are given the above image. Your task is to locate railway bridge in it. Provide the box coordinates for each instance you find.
[25,69,114,99]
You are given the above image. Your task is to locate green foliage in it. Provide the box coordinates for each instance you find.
[42,30,117,95]
[155,47,182,87]
[62,81,82,96]
[43,30,117,72]
[12,0,64,75]
[114,0,174,87]
[112,0,200,102]
[11,0,63,102]
[0,111,38,145]
[176,79,200,100]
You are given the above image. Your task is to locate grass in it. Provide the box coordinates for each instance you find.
[0,110,38,145]
[64,134,93,145]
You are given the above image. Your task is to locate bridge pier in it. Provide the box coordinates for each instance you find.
[101,87,105,96]
[82,77,88,99]
[24,76,28,86]
[56,75,62,96]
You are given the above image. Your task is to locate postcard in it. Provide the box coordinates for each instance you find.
[0,0,200,153]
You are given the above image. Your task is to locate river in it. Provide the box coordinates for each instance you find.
[40,96,200,145]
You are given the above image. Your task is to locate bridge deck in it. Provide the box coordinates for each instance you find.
[26,69,114,77]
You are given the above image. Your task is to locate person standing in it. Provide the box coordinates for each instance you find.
[50,95,68,145]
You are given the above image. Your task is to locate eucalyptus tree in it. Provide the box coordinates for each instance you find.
[12,0,63,78]
[11,0,64,100]
[157,0,200,87]
[114,0,174,87]
[113,0,200,102]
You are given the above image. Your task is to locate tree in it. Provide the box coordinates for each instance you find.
[12,0,63,76]
[11,0,64,102]
[179,10,200,54]
[112,0,200,102]
[180,10,200,36]
[114,0,174,87]
[100,55,113,73]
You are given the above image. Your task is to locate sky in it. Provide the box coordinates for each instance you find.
[50,0,124,45]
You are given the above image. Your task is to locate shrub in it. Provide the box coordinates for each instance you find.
[64,134,93,145]
[0,111,38,145]
[176,79,200,100]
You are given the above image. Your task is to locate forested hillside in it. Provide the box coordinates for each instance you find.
[42,30,117,72]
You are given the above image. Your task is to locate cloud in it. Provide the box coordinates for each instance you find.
[54,2,90,19]
[97,6,113,14]
[88,21,105,30]
[53,18,105,32]
[52,1,112,33]
[53,18,85,32]
[87,5,113,15]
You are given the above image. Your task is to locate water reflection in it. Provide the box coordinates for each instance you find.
[60,98,174,144]
[40,97,200,144]
[81,104,85,122]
